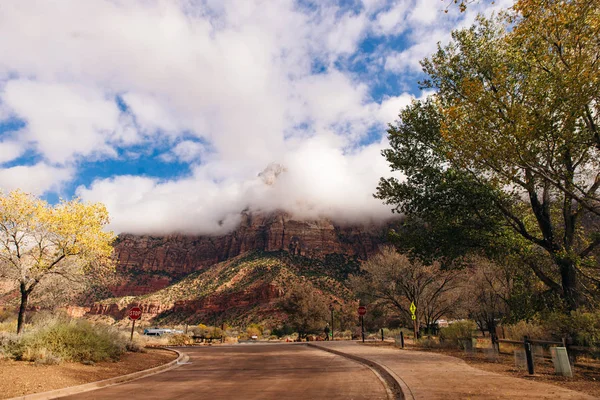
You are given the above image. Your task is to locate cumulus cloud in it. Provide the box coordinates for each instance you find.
[0,0,513,234]
[0,163,73,195]
[76,136,397,235]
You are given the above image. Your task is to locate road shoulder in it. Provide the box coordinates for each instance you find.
[4,348,186,400]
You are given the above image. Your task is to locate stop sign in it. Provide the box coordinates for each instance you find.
[128,307,142,320]
[358,306,367,316]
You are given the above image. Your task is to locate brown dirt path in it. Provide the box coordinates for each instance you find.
[0,348,176,399]
[314,341,598,400]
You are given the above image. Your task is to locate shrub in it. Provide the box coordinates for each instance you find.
[167,334,193,346]
[543,309,600,347]
[503,320,549,341]
[0,309,15,323]
[439,320,477,345]
[4,319,127,363]
[22,347,62,365]
[126,340,146,353]
[246,323,263,338]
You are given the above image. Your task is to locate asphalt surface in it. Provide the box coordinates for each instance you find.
[64,343,388,400]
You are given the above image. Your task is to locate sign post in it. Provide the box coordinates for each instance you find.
[358,306,367,343]
[128,306,142,341]
[410,302,417,342]
[329,304,335,341]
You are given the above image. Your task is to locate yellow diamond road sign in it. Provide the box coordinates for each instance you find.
[409,302,416,315]
[411,315,416,320]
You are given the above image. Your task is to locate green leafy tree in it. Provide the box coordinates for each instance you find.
[279,279,329,338]
[379,1,600,310]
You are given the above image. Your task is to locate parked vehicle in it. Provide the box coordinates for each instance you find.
[143,328,184,336]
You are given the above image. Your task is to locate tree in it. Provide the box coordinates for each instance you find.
[377,99,511,263]
[379,1,600,310]
[462,256,513,337]
[0,190,115,333]
[279,279,329,339]
[349,246,464,333]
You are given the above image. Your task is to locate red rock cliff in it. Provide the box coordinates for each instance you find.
[110,211,392,296]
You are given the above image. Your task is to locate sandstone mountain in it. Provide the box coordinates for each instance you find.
[108,211,391,297]
[73,210,396,325]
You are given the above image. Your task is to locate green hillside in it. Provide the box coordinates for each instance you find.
[100,251,358,327]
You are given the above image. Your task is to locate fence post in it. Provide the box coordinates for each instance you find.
[400,331,405,348]
[524,335,535,375]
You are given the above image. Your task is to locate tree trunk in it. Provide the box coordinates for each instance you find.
[17,282,29,334]
[558,258,579,311]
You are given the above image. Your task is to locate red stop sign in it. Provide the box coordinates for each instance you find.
[358,306,367,316]
[128,307,142,320]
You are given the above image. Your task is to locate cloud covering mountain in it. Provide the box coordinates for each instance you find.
[0,0,512,234]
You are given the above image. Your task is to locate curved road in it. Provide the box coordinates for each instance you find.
[64,343,388,400]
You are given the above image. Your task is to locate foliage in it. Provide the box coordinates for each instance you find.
[279,279,329,338]
[439,320,477,343]
[272,324,295,337]
[349,246,464,330]
[0,190,116,333]
[1,317,127,363]
[167,334,194,346]
[462,256,513,335]
[503,320,549,341]
[379,1,600,310]
[543,309,600,347]
[377,99,510,263]
[246,323,263,337]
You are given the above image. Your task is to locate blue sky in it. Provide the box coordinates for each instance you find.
[0,0,512,234]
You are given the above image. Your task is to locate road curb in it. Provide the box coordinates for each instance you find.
[308,343,405,400]
[6,348,189,400]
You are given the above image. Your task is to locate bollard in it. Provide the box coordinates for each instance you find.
[524,336,535,375]
[400,331,405,348]
[381,328,384,342]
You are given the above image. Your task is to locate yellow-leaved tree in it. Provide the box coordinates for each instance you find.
[0,190,116,333]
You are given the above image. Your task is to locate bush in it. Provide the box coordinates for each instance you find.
[167,334,193,346]
[503,320,549,341]
[2,319,127,363]
[439,320,477,345]
[543,309,600,347]
[126,340,146,353]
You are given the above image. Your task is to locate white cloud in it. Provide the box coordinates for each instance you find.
[77,137,400,234]
[0,163,73,195]
[0,140,25,164]
[160,140,207,164]
[2,80,124,164]
[0,0,515,234]
[372,1,410,36]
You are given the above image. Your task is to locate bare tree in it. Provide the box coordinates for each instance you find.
[349,246,464,333]
[462,257,513,338]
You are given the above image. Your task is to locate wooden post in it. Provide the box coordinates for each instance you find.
[130,319,136,341]
[361,315,365,343]
[381,328,384,342]
[400,331,405,348]
[524,336,534,375]
[413,318,418,343]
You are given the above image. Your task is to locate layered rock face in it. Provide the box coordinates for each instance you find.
[111,211,391,297]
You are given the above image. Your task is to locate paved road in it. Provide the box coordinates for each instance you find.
[65,343,388,400]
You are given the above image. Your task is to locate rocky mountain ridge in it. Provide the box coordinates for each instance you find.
[109,210,393,297]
